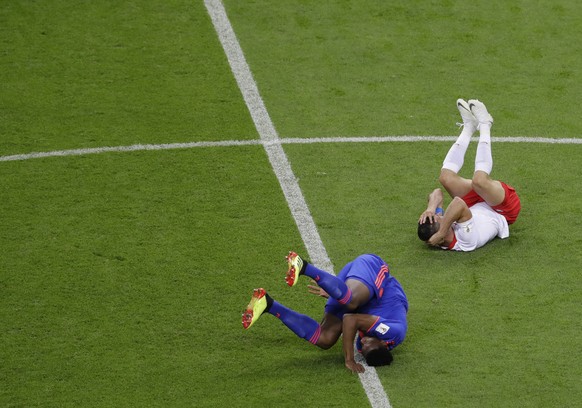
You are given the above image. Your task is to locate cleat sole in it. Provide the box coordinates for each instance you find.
[285,251,302,287]
[242,288,266,329]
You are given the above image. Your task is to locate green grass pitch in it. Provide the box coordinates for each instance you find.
[1,1,581,407]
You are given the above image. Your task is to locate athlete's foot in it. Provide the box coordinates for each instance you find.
[285,251,305,287]
[242,288,268,329]
[468,99,494,128]
[456,98,478,130]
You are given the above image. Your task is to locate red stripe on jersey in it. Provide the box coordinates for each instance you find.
[374,264,389,289]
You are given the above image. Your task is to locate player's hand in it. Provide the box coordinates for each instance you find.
[307,281,329,298]
[345,360,365,374]
[419,210,436,224]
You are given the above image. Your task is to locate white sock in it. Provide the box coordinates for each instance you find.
[475,123,493,174]
[442,126,475,173]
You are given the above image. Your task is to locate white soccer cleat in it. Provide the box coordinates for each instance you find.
[456,98,478,129]
[468,99,494,127]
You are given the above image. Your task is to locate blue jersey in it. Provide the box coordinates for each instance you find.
[324,254,408,350]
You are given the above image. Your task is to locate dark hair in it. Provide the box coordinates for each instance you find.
[364,347,393,367]
[418,220,440,241]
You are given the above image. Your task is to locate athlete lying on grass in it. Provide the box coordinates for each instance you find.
[242,252,408,373]
[418,99,521,251]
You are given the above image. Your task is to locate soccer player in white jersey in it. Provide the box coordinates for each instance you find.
[417,99,521,251]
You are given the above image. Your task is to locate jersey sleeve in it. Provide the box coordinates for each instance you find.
[365,316,406,350]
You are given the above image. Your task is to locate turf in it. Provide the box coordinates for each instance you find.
[0,0,256,155]
[1,0,581,407]
[225,0,582,138]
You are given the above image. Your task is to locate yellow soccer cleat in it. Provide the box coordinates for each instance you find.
[242,288,268,329]
[285,251,304,287]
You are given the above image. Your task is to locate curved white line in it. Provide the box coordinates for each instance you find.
[1,136,580,162]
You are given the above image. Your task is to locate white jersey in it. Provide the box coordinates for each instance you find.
[447,202,509,252]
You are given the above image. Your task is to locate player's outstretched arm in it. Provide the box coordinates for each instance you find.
[341,314,378,374]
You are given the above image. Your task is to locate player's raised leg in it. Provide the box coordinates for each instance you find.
[241,287,323,345]
[286,251,353,306]
[439,99,475,198]
[469,99,505,206]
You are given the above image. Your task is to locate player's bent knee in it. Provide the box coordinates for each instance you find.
[439,170,454,187]
[316,333,339,350]
[471,172,490,191]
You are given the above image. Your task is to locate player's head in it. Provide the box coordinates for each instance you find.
[417,220,440,241]
[361,336,393,367]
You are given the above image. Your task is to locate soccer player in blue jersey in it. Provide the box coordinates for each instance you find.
[242,252,408,373]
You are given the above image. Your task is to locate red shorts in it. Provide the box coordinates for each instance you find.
[461,182,521,224]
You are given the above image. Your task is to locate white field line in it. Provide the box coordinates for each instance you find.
[204,0,390,407]
[0,140,259,162]
[1,136,580,162]
[203,0,333,273]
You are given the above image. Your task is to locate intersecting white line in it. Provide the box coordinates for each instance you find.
[0,2,578,407]
[1,2,580,406]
